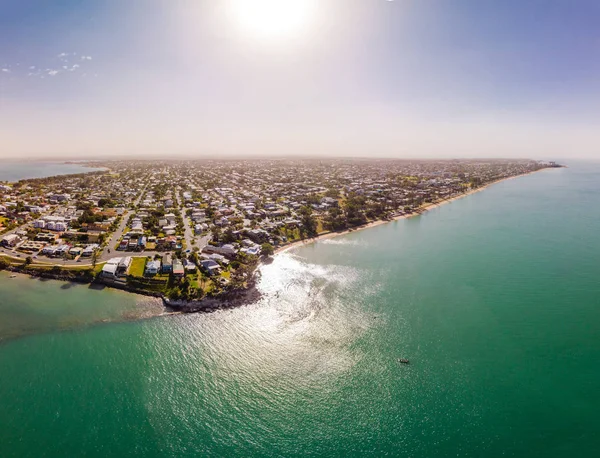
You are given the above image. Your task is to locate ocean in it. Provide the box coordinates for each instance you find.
[0,161,106,182]
[1,163,599,457]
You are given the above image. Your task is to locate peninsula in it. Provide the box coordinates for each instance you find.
[0,159,562,309]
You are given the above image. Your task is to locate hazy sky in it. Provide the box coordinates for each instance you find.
[1,0,600,160]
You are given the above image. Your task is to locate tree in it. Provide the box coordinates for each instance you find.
[261,243,274,257]
[324,188,340,199]
[222,227,236,244]
[25,256,33,265]
[299,206,318,237]
[323,206,347,232]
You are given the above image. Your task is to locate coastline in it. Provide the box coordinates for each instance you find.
[0,167,552,316]
[0,161,108,184]
[275,168,549,255]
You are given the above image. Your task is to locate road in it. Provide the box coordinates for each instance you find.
[97,183,148,262]
[176,187,211,252]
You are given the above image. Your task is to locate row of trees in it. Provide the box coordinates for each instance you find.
[322,194,387,232]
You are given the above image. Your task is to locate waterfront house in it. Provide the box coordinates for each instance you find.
[117,257,132,276]
[102,257,124,278]
[162,254,173,273]
[102,262,119,278]
[200,259,221,276]
[172,259,185,278]
[145,260,161,276]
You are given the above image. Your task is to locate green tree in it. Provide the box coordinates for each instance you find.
[261,243,274,257]
[299,206,318,237]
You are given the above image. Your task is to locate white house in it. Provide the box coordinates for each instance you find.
[203,244,237,257]
[145,260,161,275]
[82,244,99,257]
[102,257,132,278]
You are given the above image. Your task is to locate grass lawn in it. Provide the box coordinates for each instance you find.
[316,219,326,234]
[0,254,24,265]
[129,257,148,277]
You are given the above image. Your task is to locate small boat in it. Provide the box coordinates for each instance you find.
[397,358,410,364]
[9,274,17,278]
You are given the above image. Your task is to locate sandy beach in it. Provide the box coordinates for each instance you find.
[275,168,548,255]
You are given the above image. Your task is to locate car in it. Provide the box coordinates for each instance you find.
[186,249,191,253]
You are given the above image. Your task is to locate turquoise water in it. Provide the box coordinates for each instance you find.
[0,162,106,181]
[1,164,600,457]
[0,273,164,342]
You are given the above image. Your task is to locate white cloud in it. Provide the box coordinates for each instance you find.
[0,52,92,79]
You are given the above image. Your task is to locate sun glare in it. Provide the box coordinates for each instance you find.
[227,0,317,42]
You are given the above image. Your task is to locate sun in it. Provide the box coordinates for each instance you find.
[226,0,317,42]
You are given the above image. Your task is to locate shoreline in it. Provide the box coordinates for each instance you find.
[0,162,109,185]
[275,168,549,255]
[1,167,553,315]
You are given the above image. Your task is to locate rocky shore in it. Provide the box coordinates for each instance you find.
[162,275,262,313]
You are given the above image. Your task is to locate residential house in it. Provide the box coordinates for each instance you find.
[172,259,185,277]
[200,259,221,276]
[162,254,173,273]
[203,244,237,257]
[145,260,162,276]
[101,257,131,278]
[183,259,197,272]
[81,244,99,257]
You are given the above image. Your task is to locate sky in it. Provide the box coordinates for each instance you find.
[1,0,600,160]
